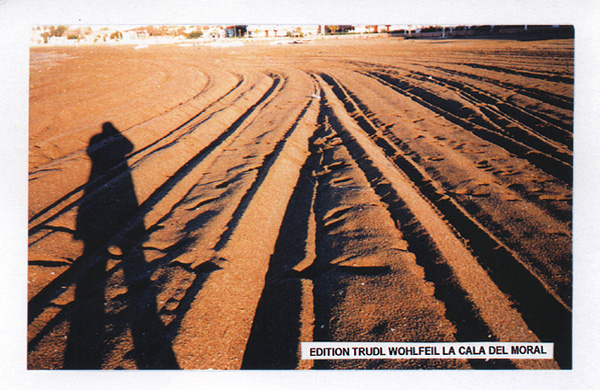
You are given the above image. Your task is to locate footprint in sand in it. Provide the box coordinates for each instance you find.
[331,176,353,186]
[324,205,352,222]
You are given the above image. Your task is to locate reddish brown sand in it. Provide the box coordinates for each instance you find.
[28,37,573,369]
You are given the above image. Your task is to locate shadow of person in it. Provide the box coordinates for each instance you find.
[65,122,177,369]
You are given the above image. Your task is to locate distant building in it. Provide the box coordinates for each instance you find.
[225,25,248,38]
[247,25,281,38]
[324,25,355,34]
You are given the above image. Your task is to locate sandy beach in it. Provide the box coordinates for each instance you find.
[27,37,573,369]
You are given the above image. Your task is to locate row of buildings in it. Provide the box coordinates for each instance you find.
[33,24,572,46]
[30,24,411,45]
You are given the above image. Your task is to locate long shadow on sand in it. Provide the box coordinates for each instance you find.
[240,134,319,369]
[63,122,178,369]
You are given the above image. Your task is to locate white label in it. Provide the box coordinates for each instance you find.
[300,342,554,360]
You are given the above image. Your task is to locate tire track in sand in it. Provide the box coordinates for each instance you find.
[312,73,560,369]
[362,70,572,185]
[28,72,283,325]
[318,73,570,368]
